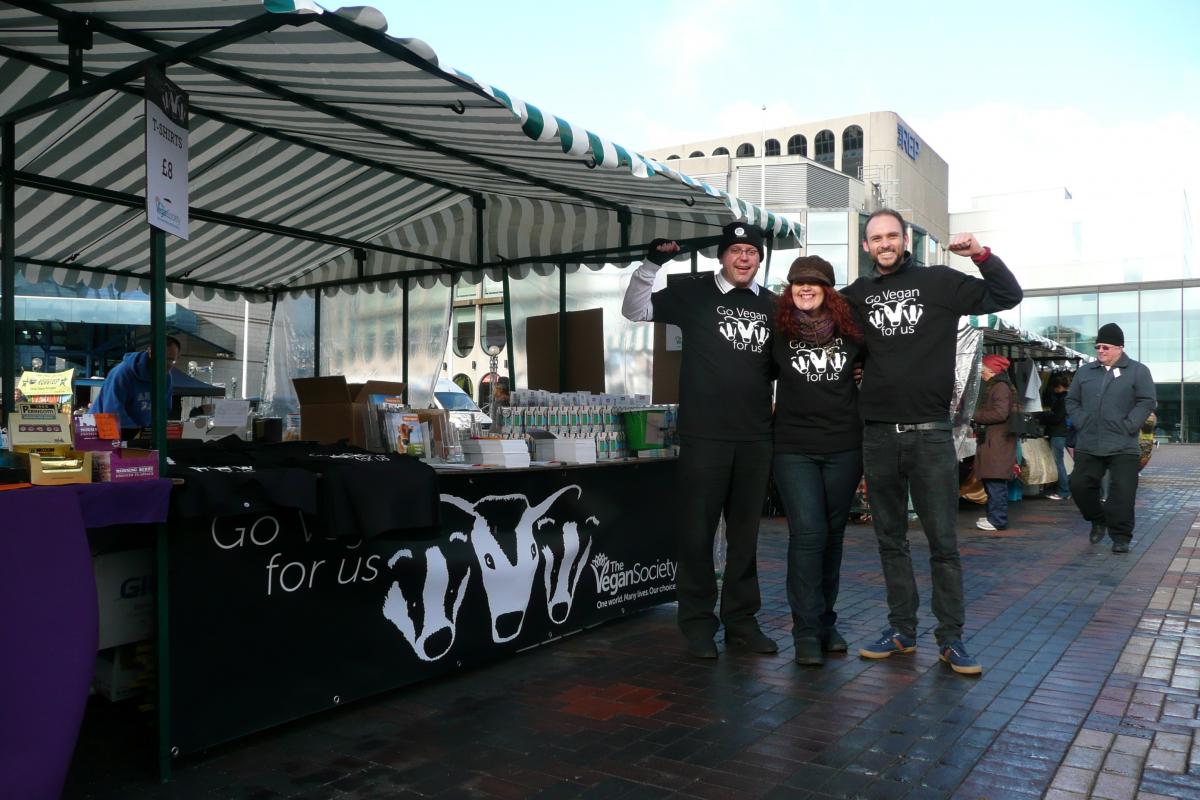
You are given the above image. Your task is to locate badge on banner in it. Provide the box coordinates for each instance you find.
[144,65,189,239]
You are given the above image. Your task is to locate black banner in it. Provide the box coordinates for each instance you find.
[167,461,678,756]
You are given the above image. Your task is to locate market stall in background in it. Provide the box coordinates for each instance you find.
[0,1,801,794]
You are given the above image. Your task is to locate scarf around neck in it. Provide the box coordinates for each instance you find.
[790,307,835,346]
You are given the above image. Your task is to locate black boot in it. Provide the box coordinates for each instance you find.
[794,638,824,666]
[1089,522,1107,544]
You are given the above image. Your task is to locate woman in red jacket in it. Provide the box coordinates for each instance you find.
[973,355,1018,531]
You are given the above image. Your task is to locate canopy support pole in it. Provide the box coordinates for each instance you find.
[401,282,409,405]
[502,270,515,391]
[763,240,773,285]
[149,226,172,783]
[312,290,322,378]
[1,122,15,422]
[690,251,698,274]
[558,264,567,392]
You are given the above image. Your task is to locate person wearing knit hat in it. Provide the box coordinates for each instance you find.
[972,355,1018,532]
[621,220,778,659]
[771,254,864,666]
[1067,322,1157,553]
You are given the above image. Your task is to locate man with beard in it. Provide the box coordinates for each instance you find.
[622,221,777,659]
[842,209,1022,675]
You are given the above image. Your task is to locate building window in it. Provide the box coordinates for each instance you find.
[736,142,755,157]
[764,138,780,157]
[666,154,680,160]
[841,125,863,177]
[786,134,806,157]
[814,130,835,167]
[452,306,475,358]
[480,304,506,353]
[806,211,850,286]
[712,146,729,156]
[688,150,705,158]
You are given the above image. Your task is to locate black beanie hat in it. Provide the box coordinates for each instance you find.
[1096,323,1124,347]
[717,221,765,260]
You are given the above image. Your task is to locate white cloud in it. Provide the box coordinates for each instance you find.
[916,103,1200,213]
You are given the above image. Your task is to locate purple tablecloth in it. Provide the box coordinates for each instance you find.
[0,480,171,800]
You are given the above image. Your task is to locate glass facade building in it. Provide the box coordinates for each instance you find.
[953,188,1198,442]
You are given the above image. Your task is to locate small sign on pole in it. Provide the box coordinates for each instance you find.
[145,65,189,239]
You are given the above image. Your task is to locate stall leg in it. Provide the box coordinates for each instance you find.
[2,122,15,422]
[150,228,173,783]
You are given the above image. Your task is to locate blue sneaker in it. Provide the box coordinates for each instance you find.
[939,640,983,675]
[858,628,917,659]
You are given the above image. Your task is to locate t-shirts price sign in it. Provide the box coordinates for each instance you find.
[144,66,189,239]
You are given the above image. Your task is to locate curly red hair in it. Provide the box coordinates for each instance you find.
[775,284,863,343]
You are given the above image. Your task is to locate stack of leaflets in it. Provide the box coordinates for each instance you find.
[461,438,530,468]
[533,437,597,465]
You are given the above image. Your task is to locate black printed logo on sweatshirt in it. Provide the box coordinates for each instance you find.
[717,305,770,352]
[789,338,848,382]
[865,289,924,337]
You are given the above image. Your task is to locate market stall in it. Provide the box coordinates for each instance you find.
[0,0,801,784]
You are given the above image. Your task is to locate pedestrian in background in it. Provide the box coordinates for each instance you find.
[771,255,864,666]
[1037,372,1072,500]
[972,355,1017,531]
[1067,323,1156,554]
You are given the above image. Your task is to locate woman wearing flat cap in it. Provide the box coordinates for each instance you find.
[972,354,1018,531]
[771,255,864,666]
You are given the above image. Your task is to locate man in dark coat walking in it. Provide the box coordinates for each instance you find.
[972,355,1017,531]
[1066,323,1156,553]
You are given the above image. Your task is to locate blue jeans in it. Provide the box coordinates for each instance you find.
[862,423,965,645]
[773,449,863,642]
[983,479,1009,528]
[1049,436,1071,497]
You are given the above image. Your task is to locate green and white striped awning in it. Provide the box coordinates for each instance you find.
[0,1,803,302]
[969,314,1094,362]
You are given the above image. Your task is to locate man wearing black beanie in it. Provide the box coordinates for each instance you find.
[622,220,777,659]
[1066,322,1157,553]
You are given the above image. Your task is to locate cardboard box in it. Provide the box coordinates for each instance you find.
[293,376,406,448]
[93,449,159,483]
[73,413,122,452]
[94,643,151,702]
[28,450,92,486]
[94,548,155,650]
[10,402,74,455]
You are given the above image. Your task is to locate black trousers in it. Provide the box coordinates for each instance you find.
[675,436,773,640]
[1069,451,1140,543]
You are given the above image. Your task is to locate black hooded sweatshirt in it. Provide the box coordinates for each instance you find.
[841,251,1022,424]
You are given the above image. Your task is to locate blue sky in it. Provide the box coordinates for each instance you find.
[366,0,1200,214]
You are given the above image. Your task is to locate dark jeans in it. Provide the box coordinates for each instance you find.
[983,479,1009,528]
[862,423,965,645]
[1049,436,1071,497]
[773,449,863,642]
[1069,451,1140,543]
[675,436,773,640]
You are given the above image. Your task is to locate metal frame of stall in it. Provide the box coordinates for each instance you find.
[0,1,798,781]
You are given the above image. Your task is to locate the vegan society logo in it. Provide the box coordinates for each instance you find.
[589,552,677,607]
[154,196,182,229]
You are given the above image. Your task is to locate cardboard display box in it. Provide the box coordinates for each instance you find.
[94,547,155,650]
[27,450,92,486]
[73,413,122,452]
[92,448,159,483]
[293,376,406,448]
[94,643,151,702]
[10,402,74,456]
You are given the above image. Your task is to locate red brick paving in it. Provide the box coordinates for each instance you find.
[63,446,1200,799]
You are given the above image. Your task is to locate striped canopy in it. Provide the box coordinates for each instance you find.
[0,1,802,302]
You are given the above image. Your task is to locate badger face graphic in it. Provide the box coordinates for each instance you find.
[540,517,597,625]
[441,485,583,643]
[789,342,849,378]
[718,316,770,347]
[868,298,924,331]
[381,533,471,662]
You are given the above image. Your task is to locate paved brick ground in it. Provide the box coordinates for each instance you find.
[65,446,1200,800]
